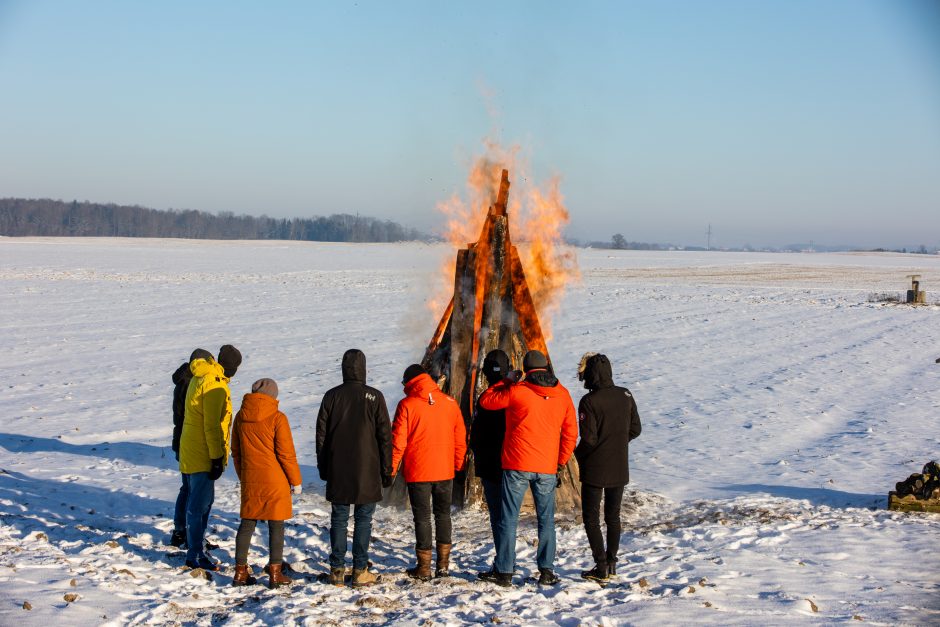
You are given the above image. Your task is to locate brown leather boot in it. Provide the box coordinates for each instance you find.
[232,564,257,587]
[267,563,293,588]
[406,548,433,581]
[352,567,380,587]
[435,543,452,578]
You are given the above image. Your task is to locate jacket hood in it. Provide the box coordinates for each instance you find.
[190,357,226,381]
[404,372,440,401]
[342,349,366,383]
[237,392,279,422]
[172,361,192,385]
[525,368,558,388]
[583,353,614,390]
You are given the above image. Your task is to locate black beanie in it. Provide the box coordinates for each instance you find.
[522,350,549,372]
[402,363,426,385]
[482,349,511,385]
[218,344,242,377]
[189,348,213,363]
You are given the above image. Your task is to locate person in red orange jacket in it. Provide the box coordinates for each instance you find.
[476,350,578,587]
[390,364,467,581]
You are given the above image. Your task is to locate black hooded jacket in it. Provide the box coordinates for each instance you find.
[574,354,642,488]
[316,349,393,504]
[171,361,193,456]
[470,350,511,482]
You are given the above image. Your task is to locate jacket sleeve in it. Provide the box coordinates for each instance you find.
[478,380,513,410]
[231,415,242,480]
[574,396,597,459]
[629,396,642,441]
[558,393,579,466]
[375,391,393,477]
[315,394,330,480]
[453,406,468,472]
[274,412,303,487]
[202,387,227,461]
[390,401,409,476]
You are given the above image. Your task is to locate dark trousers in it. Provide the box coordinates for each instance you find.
[329,502,376,570]
[184,472,214,563]
[407,480,453,550]
[173,473,189,533]
[581,484,625,569]
[480,477,502,564]
[235,519,285,565]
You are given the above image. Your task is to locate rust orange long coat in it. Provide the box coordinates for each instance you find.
[231,392,302,521]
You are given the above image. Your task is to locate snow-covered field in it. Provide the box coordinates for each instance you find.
[1,237,939,626]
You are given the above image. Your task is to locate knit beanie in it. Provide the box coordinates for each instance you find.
[189,348,213,363]
[251,378,278,399]
[482,349,511,385]
[402,363,426,385]
[522,350,549,372]
[218,344,242,377]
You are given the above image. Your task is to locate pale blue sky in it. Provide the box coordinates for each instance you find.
[1,0,938,247]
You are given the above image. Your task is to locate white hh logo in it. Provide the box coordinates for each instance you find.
[365,392,376,402]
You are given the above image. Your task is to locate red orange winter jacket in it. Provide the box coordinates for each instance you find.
[478,376,578,475]
[391,373,467,483]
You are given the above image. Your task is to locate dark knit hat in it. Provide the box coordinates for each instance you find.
[522,350,549,372]
[251,378,278,399]
[218,344,242,377]
[189,348,213,363]
[482,349,511,385]
[402,363,426,385]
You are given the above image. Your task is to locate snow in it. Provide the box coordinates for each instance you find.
[1,237,939,625]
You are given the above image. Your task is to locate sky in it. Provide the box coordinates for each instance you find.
[0,0,938,249]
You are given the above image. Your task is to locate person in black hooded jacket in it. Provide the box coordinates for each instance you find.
[469,349,511,576]
[169,347,213,548]
[316,349,392,587]
[574,353,642,583]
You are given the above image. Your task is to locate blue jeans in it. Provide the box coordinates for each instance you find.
[330,502,376,570]
[184,472,214,562]
[173,473,189,533]
[480,477,502,564]
[494,470,557,574]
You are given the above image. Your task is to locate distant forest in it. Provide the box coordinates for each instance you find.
[0,198,426,242]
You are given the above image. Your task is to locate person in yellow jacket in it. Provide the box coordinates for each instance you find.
[179,344,241,571]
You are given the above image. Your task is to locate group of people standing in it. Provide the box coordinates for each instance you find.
[170,344,641,590]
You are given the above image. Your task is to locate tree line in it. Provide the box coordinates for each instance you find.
[0,198,427,243]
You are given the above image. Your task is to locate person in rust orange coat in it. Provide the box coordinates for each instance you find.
[230,378,302,589]
[390,364,467,581]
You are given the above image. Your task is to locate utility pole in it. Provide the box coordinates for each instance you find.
[706,224,712,251]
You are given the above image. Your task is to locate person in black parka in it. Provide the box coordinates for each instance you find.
[170,347,213,548]
[574,352,642,583]
[469,349,511,576]
[316,349,392,587]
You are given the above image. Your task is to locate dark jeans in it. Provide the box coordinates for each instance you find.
[329,502,377,570]
[407,480,453,550]
[480,477,502,564]
[235,519,285,565]
[581,484,625,569]
[184,472,214,562]
[173,473,189,533]
[495,470,557,574]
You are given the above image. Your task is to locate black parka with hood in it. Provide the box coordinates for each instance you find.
[470,350,511,482]
[316,349,393,504]
[171,362,194,456]
[574,354,642,488]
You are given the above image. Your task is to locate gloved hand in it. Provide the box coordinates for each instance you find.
[382,474,394,488]
[556,464,564,488]
[506,370,523,383]
[208,457,225,481]
[291,484,302,495]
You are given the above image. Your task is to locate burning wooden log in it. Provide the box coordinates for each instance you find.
[385,169,581,511]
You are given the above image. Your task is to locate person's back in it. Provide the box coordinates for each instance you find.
[316,349,392,587]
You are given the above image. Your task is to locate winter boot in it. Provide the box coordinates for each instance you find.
[169,529,186,548]
[352,567,380,587]
[328,567,345,586]
[435,543,452,578]
[267,563,293,589]
[580,564,609,583]
[478,570,513,587]
[232,564,257,587]
[537,568,560,586]
[406,548,433,582]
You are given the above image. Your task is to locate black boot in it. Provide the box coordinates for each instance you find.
[537,568,560,586]
[169,530,186,548]
[580,564,609,583]
[478,570,513,587]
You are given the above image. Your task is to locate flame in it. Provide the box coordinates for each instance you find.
[431,139,579,340]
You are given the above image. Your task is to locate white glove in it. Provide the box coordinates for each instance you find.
[291,484,302,495]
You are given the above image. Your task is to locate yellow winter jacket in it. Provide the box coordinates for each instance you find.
[179,357,233,474]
